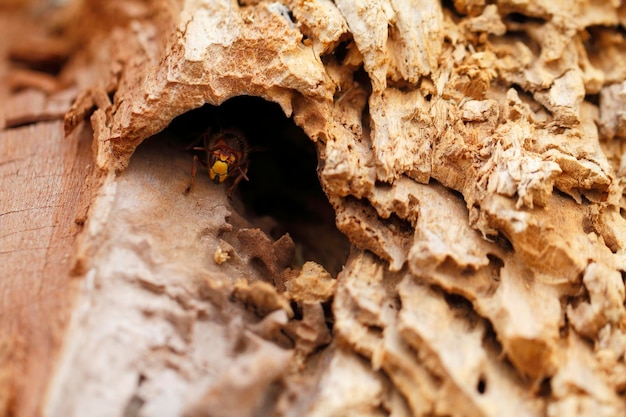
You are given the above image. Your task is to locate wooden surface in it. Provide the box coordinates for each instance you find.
[1,2,626,416]
[0,7,92,415]
[0,120,92,417]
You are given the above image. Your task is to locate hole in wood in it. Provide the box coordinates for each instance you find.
[167,96,350,277]
[476,375,487,394]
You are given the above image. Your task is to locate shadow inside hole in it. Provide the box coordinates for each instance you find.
[166,96,350,276]
[476,375,487,394]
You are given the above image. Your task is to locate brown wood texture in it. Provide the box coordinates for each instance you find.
[0,119,92,416]
[2,1,626,417]
[0,7,94,414]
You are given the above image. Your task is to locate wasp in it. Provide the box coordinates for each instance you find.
[187,128,249,197]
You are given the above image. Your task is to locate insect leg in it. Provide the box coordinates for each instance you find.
[226,165,249,198]
[237,165,250,181]
[185,154,200,194]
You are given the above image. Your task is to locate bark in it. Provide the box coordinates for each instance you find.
[1,1,626,417]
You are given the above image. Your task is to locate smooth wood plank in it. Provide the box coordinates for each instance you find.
[0,120,92,417]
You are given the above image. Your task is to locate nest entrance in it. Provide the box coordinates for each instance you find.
[166,96,350,276]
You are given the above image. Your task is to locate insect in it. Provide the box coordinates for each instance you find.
[186,128,250,197]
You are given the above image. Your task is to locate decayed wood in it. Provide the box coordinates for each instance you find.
[2,0,626,416]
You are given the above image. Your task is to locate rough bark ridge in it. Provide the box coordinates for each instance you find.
[2,0,626,416]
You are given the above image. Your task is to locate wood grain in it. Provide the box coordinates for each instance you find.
[2,1,626,416]
[0,121,92,417]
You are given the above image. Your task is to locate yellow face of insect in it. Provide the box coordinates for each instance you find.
[209,150,237,184]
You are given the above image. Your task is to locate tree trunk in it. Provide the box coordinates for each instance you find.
[1,1,626,416]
